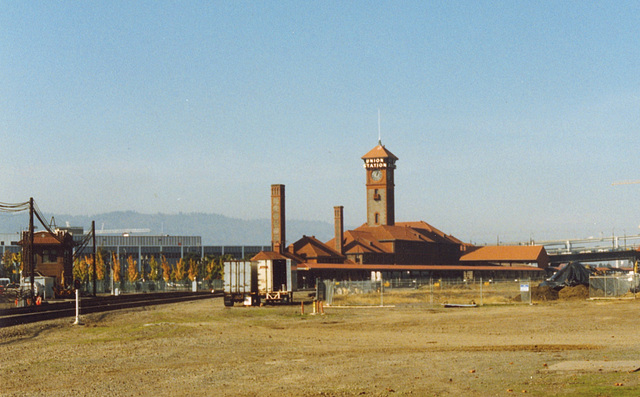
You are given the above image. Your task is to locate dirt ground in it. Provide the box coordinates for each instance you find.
[1,294,640,396]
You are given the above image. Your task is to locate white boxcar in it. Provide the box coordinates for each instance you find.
[223,261,257,307]
[256,258,295,304]
[223,259,295,306]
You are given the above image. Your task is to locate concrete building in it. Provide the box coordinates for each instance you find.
[73,235,269,271]
[1,230,268,284]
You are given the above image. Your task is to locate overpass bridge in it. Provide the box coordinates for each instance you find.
[515,235,640,266]
[547,249,639,265]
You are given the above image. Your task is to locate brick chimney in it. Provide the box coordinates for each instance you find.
[334,205,344,254]
[271,184,285,254]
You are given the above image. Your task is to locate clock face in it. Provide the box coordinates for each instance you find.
[371,170,383,181]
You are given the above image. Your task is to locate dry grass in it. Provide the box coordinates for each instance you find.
[330,282,528,306]
[3,296,640,396]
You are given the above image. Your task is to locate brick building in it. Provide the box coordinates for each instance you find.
[19,230,75,287]
[255,141,546,286]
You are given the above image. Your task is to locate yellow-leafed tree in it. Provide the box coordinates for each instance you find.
[2,250,13,279]
[73,257,89,284]
[161,255,171,282]
[172,258,186,282]
[204,257,215,281]
[188,258,198,281]
[127,255,139,282]
[148,255,160,281]
[112,253,121,282]
[95,250,106,281]
[84,255,95,281]
[14,252,23,276]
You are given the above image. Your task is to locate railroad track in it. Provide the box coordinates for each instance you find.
[0,291,221,328]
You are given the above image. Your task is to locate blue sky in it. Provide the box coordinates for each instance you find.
[1,1,638,244]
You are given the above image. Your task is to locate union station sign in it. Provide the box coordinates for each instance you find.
[363,158,396,169]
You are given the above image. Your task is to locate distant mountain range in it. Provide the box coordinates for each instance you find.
[0,211,336,246]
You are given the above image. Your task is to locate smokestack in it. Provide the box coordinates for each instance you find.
[271,184,285,254]
[334,206,344,254]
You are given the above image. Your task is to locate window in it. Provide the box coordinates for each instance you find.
[375,213,380,224]
[42,249,58,263]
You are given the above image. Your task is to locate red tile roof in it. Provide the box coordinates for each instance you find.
[251,251,291,261]
[253,235,352,264]
[361,143,399,160]
[290,235,344,258]
[460,245,548,263]
[395,221,466,245]
[330,229,390,254]
[19,231,72,245]
[327,221,466,255]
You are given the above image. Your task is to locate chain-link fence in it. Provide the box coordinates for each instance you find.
[319,278,533,306]
[76,279,224,295]
[589,273,639,299]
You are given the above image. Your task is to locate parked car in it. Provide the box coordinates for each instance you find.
[0,278,9,294]
[5,283,21,295]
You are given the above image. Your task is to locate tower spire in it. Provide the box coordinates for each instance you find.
[377,108,381,145]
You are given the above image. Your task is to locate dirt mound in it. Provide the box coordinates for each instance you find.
[532,285,559,301]
[558,284,589,300]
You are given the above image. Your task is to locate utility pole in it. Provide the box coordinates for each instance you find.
[92,221,96,296]
[29,197,35,303]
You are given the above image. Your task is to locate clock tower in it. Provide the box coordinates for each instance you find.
[362,141,398,226]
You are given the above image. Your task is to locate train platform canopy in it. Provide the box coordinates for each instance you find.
[459,245,549,269]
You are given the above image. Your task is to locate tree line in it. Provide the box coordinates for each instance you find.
[0,249,236,285]
[72,249,233,284]
[1,251,20,280]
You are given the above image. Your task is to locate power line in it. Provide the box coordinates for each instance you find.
[0,201,30,212]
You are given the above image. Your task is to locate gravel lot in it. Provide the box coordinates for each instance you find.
[1,295,639,396]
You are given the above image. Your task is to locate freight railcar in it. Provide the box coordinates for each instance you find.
[223,258,295,306]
